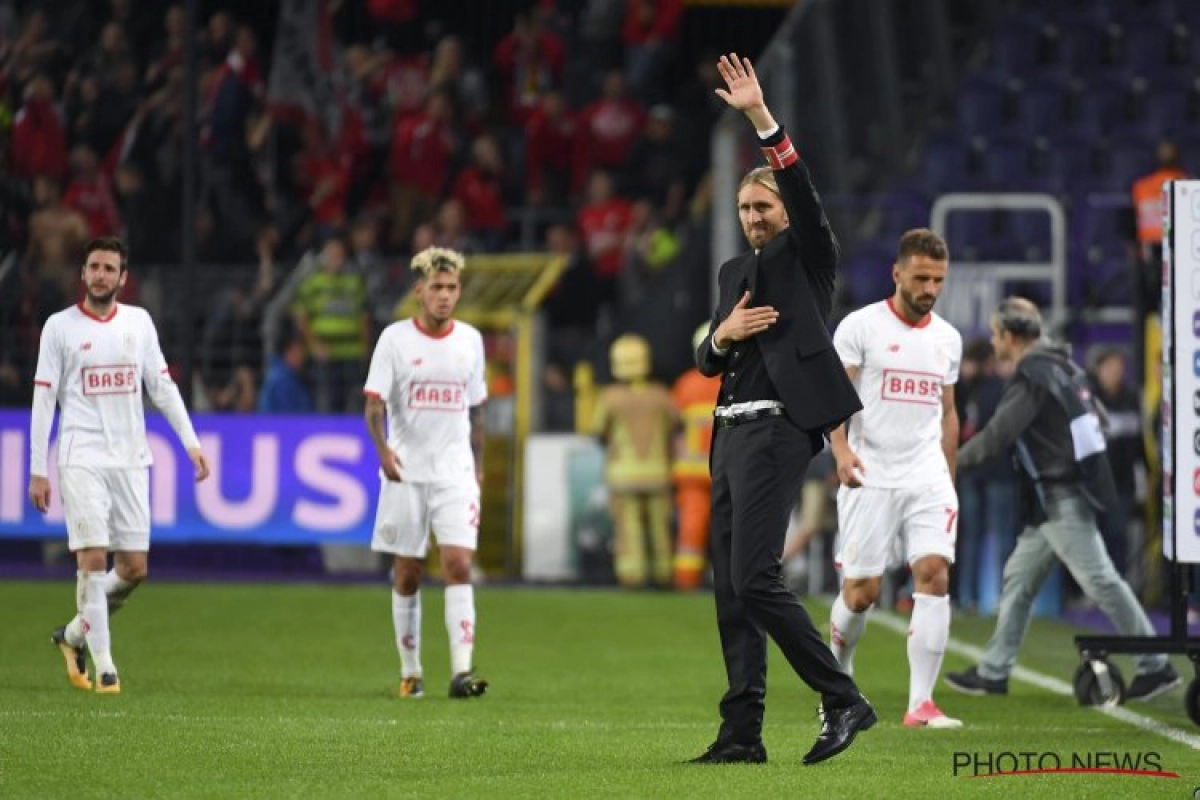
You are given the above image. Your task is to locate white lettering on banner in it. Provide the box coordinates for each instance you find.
[880,369,942,405]
[81,365,139,395]
[408,381,466,411]
[195,433,279,529]
[294,435,367,530]
[147,432,178,525]
[0,431,22,522]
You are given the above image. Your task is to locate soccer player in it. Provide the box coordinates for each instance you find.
[29,236,211,694]
[364,247,488,699]
[827,229,964,728]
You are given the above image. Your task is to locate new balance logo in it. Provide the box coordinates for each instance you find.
[80,342,92,351]
[887,344,900,352]
[411,358,423,366]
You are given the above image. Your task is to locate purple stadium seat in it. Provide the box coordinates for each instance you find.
[1003,209,1054,262]
[842,240,899,306]
[1052,21,1109,72]
[989,17,1049,75]
[1015,80,1069,138]
[978,135,1035,190]
[917,132,978,194]
[1041,135,1104,194]
[1104,136,1158,189]
[956,76,1009,136]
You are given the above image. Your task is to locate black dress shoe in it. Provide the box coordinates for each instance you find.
[687,740,767,764]
[802,696,876,765]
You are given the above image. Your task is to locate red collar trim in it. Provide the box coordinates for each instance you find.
[414,318,454,339]
[886,296,931,329]
[77,301,119,323]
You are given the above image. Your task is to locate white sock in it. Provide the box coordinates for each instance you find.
[830,592,869,676]
[444,584,476,676]
[103,569,137,614]
[392,590,422,679]
[64,571,87,647]
[907,592,951,711]
[81,571,116,675]
[65,569,138,645]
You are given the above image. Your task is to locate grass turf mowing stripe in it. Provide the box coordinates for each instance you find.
[869,608,1200,751]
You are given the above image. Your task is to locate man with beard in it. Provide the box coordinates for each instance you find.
[690,54,874,767]
[29,236,211,694]
[363,247,489,700]
[826,229,964,728]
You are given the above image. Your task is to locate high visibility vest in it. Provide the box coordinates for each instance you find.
[671,368,720,481]
[1131,167,1187,245]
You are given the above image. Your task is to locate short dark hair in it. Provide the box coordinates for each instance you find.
[897,228,949,263]
[84,236,128,272]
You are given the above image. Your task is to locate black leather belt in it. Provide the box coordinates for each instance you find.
[714,406,785,428]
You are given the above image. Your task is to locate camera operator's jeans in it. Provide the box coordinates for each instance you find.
[977,494,1167,680]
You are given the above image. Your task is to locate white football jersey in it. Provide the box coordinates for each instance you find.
[833,299,962,488]
[363,318,487,483]
[34,302,197,469]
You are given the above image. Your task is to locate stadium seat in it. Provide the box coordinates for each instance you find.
[841,239,899,305]
[1003,209,1054,263]
[1014,80,1069,138]
[979,135,1036,191]
[956,76,1009,137]
[916,132,979,194]
[1104,136,1157,189]
[988,17,1050,75]
[1039,135,1104,195]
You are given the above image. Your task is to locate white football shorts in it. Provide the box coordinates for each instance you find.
[370,478,481,557]
[834,479,958,579]
[58,466,150,552]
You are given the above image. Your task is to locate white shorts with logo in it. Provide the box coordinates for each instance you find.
[370,478,481,557]
[834,479,958,579]
[58,466,150,552]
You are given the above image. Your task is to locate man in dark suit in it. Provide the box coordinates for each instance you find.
[688,53,875,767]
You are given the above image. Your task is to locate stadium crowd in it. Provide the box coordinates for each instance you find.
[0,0,717,417]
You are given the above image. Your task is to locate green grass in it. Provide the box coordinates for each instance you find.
[0,581,1196,798]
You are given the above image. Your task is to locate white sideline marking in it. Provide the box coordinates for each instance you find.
[869,610,1200,751]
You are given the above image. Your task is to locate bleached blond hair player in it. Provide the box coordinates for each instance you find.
[364,246,489,699]
[827,228,964,729]
[29,236,211,694]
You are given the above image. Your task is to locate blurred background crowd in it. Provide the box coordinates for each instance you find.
[0,0,1195,618]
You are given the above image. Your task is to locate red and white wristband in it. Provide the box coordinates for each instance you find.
[760,135,798,170]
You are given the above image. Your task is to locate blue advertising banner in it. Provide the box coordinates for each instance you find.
[0,411,380,544]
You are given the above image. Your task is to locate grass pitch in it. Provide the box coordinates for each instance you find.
[0,580,1195,798]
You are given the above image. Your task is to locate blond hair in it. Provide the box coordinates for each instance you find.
[410,247,466,278]
[738,166,780,197]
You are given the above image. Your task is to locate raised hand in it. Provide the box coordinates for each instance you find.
[715,291,779,348]
[714,53,764,113]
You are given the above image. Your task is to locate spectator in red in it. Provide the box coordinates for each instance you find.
[382,49,431,124]
[63,145,121,239]
[11,74,66,180]
[576,169,633,308]
[622,0,683,104]
[296,125,353,239]
[577,69,646,174]
[525,89,579,207]
[452,133,509,250]
[494,8,565,126]
[387,88,456,248]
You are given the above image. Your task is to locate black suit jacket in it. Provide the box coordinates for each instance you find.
[695,129,862,434]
